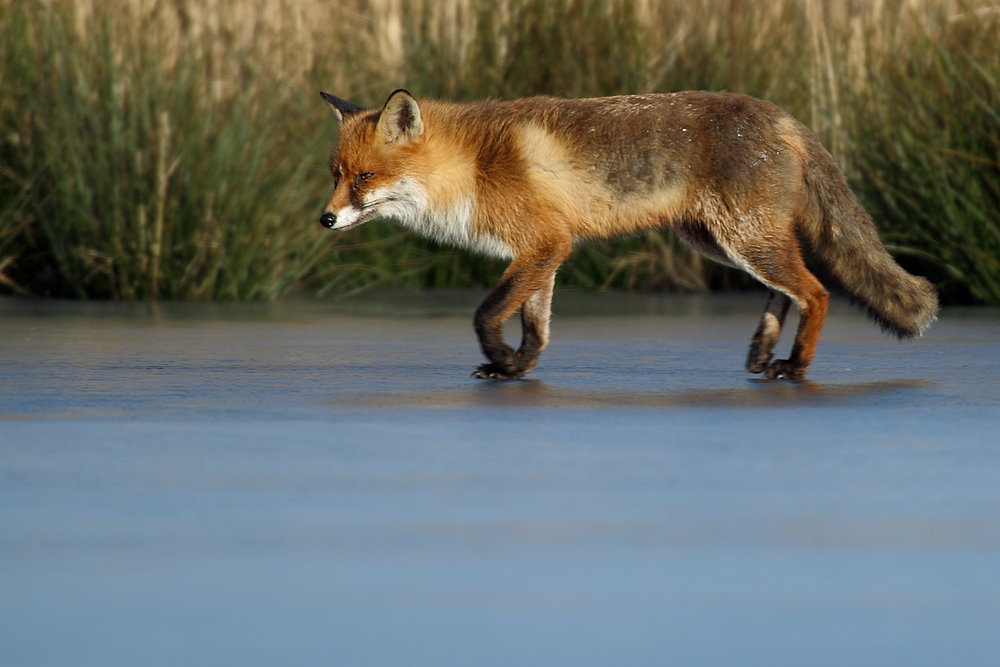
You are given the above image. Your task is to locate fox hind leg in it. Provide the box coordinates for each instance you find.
[737,242,829,380]
[746,291,792,373]
[768,274,828,380]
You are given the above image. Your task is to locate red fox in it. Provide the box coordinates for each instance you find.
[319,89,938,380]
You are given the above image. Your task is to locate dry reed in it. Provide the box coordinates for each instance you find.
[1,0,998,301]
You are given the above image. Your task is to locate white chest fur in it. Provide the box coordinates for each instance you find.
[365,179,514,260]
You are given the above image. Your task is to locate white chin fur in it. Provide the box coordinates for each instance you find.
[333,206,364,231]
[363,180,513,259]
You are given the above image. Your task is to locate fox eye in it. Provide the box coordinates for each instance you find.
[353,171,376,187]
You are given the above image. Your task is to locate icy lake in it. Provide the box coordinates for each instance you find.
[2,291,999,666]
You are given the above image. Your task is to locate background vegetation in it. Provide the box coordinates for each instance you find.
[1,0,998,302]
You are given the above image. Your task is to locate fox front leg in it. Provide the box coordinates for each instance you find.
[472,249,566,380]
[515,272,556,374]
[472,277,521,379]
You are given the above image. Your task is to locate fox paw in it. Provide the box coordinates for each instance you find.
[471,363,523,380]
[746,349,773,374]
[763,359,807,381]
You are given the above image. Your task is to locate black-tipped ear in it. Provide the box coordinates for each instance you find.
[375,89,424,144]
[320,92,363,123]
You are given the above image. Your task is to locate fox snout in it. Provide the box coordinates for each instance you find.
[319,212,337,229]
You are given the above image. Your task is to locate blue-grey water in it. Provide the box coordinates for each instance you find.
[2,291,999,666]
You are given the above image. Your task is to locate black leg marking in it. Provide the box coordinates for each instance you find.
[472,279,519,378]
[746,291,792,374]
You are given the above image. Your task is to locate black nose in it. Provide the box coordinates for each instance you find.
[319,212,337,229]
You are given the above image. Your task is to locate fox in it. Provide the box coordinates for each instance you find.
[318,89,939,380]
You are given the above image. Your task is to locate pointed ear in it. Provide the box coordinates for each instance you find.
[375,89,424,144]
[320,92,363,124]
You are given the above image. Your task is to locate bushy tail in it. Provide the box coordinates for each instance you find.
[798,140,939,338]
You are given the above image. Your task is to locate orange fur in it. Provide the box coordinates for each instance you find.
[319,90,938,380]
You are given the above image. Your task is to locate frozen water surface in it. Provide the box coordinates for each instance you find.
[1,291,999,666]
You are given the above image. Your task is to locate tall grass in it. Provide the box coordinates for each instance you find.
[848,7,1000,304]
[0,1,337,299]
[1,0,998,302]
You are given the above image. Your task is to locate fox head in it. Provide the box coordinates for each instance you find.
[318,89,425,232]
